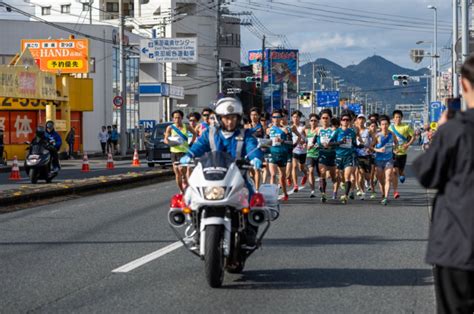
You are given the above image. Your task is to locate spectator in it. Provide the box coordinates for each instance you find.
[413,56,474,313]
[111,125,119,155]
[106,125,113,154]
[66,127,75,159]
[98,126,108,156]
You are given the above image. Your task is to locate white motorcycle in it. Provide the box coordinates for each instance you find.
[167,138,279,288]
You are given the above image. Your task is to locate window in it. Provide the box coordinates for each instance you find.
[41,6,51,15]
[61,4,71,13]
[175,3,196,15]
[106,2,119,12]
[82,3,90,11]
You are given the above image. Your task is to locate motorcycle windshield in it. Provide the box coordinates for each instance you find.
[30,142,45,155]
[199,151,233,181]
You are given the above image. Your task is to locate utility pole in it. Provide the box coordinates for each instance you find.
[89,0,93,24]
[312,63,316,113]
[428,5,438,101]
[461,0,469,110]
[216,0,221,96]
[453,0,460,98]
[218,59,223,94]
[261,35,265,112]
[119,0,127,156]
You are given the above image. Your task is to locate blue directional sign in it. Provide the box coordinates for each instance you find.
[317,91,340,107]
[139,120,156,131]
[347,103,362,115]
[429,101,442,123]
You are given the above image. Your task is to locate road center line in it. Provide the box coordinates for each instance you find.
[112,241,183,273]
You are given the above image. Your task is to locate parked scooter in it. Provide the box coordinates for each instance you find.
[24,127,60,184]
[167,138,279,288]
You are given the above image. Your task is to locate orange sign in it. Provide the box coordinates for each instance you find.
[21,39,89,73]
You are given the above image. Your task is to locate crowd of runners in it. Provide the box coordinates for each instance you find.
[166,106,419,206]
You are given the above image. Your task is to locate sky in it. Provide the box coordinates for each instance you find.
[228,0,454,70]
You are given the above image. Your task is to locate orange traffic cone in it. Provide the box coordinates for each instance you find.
[81,152,90,172]
[106,153,115,170]
[9,156,21,180]
[131,148,140,167]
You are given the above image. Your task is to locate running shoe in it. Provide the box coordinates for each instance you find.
[281,194,289,201]
[332,192,337,200]
[399,176,406,184]
[370,192,377,199]
[340,195,348,204]
[301,175,307,186]
[293,185,299,193]
[349,191,355,200]
[356,190,363,197]
[394,192,400,199]
[360,192,365,200]
[381,198,388,206]
[310,190,316,198]
[321,193,327,203]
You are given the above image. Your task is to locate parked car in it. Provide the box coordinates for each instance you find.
[145,122,172,167]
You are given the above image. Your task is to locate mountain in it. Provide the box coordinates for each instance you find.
[299,55,429,110]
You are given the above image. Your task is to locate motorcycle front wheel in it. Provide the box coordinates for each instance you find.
[29,169,38,184]
[204,225,225,288]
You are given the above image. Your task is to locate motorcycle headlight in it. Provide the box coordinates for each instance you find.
[203,187,226,200]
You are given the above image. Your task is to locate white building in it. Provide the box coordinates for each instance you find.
[1,0,240,115]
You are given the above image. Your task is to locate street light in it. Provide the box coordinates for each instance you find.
[416,40,434,105]
[427,5,438,101]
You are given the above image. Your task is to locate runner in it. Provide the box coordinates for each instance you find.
[290,110,308,192]
[245,107,264,190]
[267,109,290,201]
[390,110,415,199]
[368,120,379,199]
[354,114,375,200]
[306,113,320,198]
[317,109,337,203]
[164,110,197,193]
[333,112,359,204]
[330,116,341,199]
[187,112,201,143]
[372,115,399,205]
[198,108,214,136]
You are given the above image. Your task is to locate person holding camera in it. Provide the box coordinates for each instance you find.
[413,56,474,314]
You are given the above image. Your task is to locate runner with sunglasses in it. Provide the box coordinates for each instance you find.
[267,109,291,201]
[316,109,337,203]
[245,107,264,190]
[291,110,308,193]
[198,108,214,137]
[306,113,320,198]
[354,114,375,200]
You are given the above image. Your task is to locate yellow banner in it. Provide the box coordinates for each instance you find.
[0,66,57,100]
[0,96,58,110]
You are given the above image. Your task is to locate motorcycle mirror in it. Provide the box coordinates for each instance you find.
[257,138,272,149]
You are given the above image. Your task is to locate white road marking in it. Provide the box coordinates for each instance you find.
[112,241,183,273]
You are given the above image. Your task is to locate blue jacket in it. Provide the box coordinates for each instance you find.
[187,127,263,161]
[46,130,62,150]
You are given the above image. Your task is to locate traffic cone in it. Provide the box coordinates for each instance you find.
[131,148,140,167]
[106,153,115,170]
[81,152,90,172]
[9,156,21,181]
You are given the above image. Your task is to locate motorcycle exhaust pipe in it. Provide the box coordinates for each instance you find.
[168,208,186,227]
[248,209,269,227]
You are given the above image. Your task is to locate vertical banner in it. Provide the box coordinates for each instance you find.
[429,101,442,123]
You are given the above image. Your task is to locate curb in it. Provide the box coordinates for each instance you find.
[0,169,173,210]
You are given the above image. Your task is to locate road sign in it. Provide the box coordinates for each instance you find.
[429,101,442,123]
[21,38,89,73]
[430,122,438,130]
[139,120,156,131]
[347,103,362,115]
[140,38,198,64]
[113,96,123,108]
[317,91,339,107]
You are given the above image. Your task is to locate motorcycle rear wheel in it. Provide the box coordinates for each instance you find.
[204,225,224,288]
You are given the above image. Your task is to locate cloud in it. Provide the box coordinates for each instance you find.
[300,33,369,53]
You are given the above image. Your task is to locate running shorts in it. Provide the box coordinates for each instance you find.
[319,152,336,167]
[292,153,307,165]
[336,154,355,170]
[393,154,407,172]
[357,156,372,173]
[375,159,394,170]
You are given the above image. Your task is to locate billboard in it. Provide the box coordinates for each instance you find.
[21,39,89,73]
[140,38,198,63]
[0,67,57,100]
[249,49,298,113]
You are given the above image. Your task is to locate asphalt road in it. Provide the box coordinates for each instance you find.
[0,153,435,313]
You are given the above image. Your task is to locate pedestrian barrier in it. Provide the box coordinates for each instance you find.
[9,156,21,180]
[131,148,140,167]
[81,152,90,172]
[106,153,115,170]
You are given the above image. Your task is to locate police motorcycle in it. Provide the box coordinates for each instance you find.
[24,127,60,184]
[167,135,279,288]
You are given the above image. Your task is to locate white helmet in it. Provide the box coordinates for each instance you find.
[214,97,243,117]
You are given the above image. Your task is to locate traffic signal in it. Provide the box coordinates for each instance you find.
[392,74,409,86]
[245,76,262,88]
